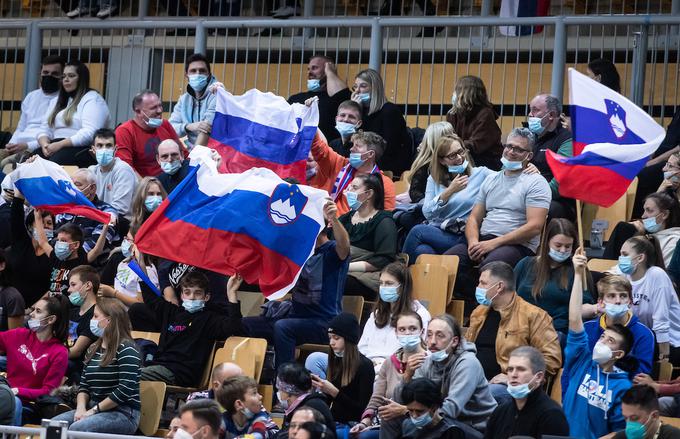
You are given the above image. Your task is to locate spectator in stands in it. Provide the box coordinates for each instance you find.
[514,218,594,342]
[403,134,494,263]
[294,422,332,439]
[0,248,25,332]
[66,0,117,18]
[0,294,69,425]
[156,139,190,193]
[659,151,680,201]
[275,362,335,437]
[242,199,349,370]
[339,173,397,299]
[349,311,428,438]
[130,176,167,231]
[53,298,142,433]
[670,239,680,287]
[66,265,99,382]
[3,55,65,160]
[586,58,621,93]
[166,417,181,439]
[398,378,467,439]
[483,346,569,439]
[524,93,575,220]
[187,362,243,402]
[0,376,13,425]
[329,100,363,156]
[603,192,680,268]
[467,261,561,404]
[169,53,218,148]
[352,69,412,175]
[216,375,279,438]
[178,399,222,439]
[564,249,633,439]
[445,127,551,300]
[289,56,351,142]
[634,374,680,418]
[619,236,680,363]
[610,385,680,438]
[116,90,184,177]
[384,314,497,439]
[287,406,330,439]
[137,267,244,387]
[88,128,137,219]
[446,76,502,170]
[37,60,110,168]
[41,222,90,297]
[8,195,54,305]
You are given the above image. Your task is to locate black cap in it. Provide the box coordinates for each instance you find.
[327,312,360,345]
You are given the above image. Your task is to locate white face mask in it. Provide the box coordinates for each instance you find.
[592,341,615,365]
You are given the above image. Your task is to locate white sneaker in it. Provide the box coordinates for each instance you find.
[66,6,90,17]
[96,5,117,18]
[271,5,299,18]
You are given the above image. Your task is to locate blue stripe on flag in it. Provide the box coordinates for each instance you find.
[556,151,649,180]
[572,105,646,146]
[15,176,96,208]
[211,113,317,166]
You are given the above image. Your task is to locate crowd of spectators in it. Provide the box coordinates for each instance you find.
[0,53,679,439]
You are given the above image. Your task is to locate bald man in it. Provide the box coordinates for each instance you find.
[187,362,243,402]
[156,139,190,194]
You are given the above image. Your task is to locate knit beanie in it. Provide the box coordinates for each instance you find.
[327,312,360,345]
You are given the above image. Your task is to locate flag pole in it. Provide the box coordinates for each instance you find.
[576,200,584,250]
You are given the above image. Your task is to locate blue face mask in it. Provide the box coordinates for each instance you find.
[642,216,662,233]
[507,382,532,399]
[95,149,115,166]
[527,115,545,135]
[145,195,163,212]
[89,319,105,338]
[410,412,432,429]
[430,348,449,363]
[664,171,680,182]
[501,156,524,171]
[624,421,647,439]
[398,334,421,351]
[349,152,365,169]
[188,74,209,91]
[379,285,400,303]
[335,121,357,138]
[143,111,163,129]
[54,241,73,261]
[121,239,133,259]
[605,303,630,319]
[358,93,370,104]
[475,283,499,307]
[451,93,457,107]
[161,160,182,176]
[345,191,362,210]
[69,291,85,306]
[448,160,468,174]
[242,407,256,420]
[548,247,571,263]
[32,228,54,242]
[182,299,205,313]
[618,255,636,274]
[307,79,321,92]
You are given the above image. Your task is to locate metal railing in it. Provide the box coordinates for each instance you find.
[0,424,156,439]
[0,13,678,133]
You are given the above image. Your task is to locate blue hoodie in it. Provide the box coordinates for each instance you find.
[562,330,631,439]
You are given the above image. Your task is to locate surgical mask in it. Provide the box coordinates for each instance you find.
[182,299,205,313]
[188,74,209,91]
[410,412,432,429]
[527,115,545,135]
[618,255,636,275]
[142,111,163,129]
[507,375,537,399]
[95,149,115,167]
[475,285,499,307]
[642,216,662,233]
[625,421,646,439]
[398,334,421,351]
[379,285,400,303]
[448,160,468,174]
[174,429,195,439]
[276,391,289,410]
[451,93,457,107]
[335,121,357,138]
[345,191,361,210]
[41,75,61,94]
[348,152,365,169]
[592,341,614,364]
[307,79,321,92]
[32,228,54,242]
[242,407,256,420]
[121,239,133,259]
[145,195,163,212]
[548,248,571,263]
[69,291,85,306]
[161,160,182,175]
[430,347,449,363]
[333,350,344,358]
[664,171,679,182]
[89,319,105,338]
[306,167,317,181]
[501,156,524,171]
[358,93,370,104]
[54,241,72,261]
[605,303,630,319]
[28,317,48,332]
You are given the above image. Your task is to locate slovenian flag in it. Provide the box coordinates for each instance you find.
[11,156,111,223]
[546,69,665,207]
[207,88,319,183]
[135,145,327,298]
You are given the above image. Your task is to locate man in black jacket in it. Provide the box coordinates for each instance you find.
[483,346,569,439]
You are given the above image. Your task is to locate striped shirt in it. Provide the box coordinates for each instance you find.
[79,339,141,409]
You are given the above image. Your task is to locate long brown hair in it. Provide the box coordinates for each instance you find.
[85,298,133,367]
[447,75,493,117]
[48,60,93,127]
[626,235,666,270]
[42,295,71,345]
[373,262,415,329]
[326,341,359,388]
[130,177,167,231]
[429,135,473,187]
[533,219,581,299]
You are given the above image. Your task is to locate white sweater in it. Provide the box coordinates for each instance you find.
[39,90,110,146]
[10,88,59,151]
[655,227,680,268]
[630,266,680,346]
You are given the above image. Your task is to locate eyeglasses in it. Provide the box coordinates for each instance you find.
[663,162,680,171]
[440,149,466,160]
[503,144,532,155]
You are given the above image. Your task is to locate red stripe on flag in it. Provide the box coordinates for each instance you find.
[37,203,111,224]
[208,139,307,183]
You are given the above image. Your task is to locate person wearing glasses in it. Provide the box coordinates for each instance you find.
[402,134,494,263]
[445,127,551,301]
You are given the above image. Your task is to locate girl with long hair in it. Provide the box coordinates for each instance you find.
[130,176,168,231]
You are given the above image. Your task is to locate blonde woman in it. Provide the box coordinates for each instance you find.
[129,176,167,231]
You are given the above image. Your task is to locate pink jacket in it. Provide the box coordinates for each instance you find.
[0,328,68,400]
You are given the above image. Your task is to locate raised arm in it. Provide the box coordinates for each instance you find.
[325,200,350,260]
[568,248,587,333]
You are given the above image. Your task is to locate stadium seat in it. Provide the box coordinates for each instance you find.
[131,331,161,344]
[661,416,680,429]
[400,170,412,181]
[587,258,616,273]
[658,360,673,382]
[410,263,448,315]
[258,384,274,412]
[393,179,409,195]
[414,254,459,305]
[139,381,167,436]
[219,337,268,382]
[582,177,638,241]
[238,291,266,317]
[165,341,220,398]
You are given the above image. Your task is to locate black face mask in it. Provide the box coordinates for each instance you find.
[41,75,60,94]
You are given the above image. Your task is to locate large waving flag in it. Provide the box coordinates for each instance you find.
[207,88,319,183]
[546,68,665,207]
[135,145,327,298]
[10,157,111,223]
